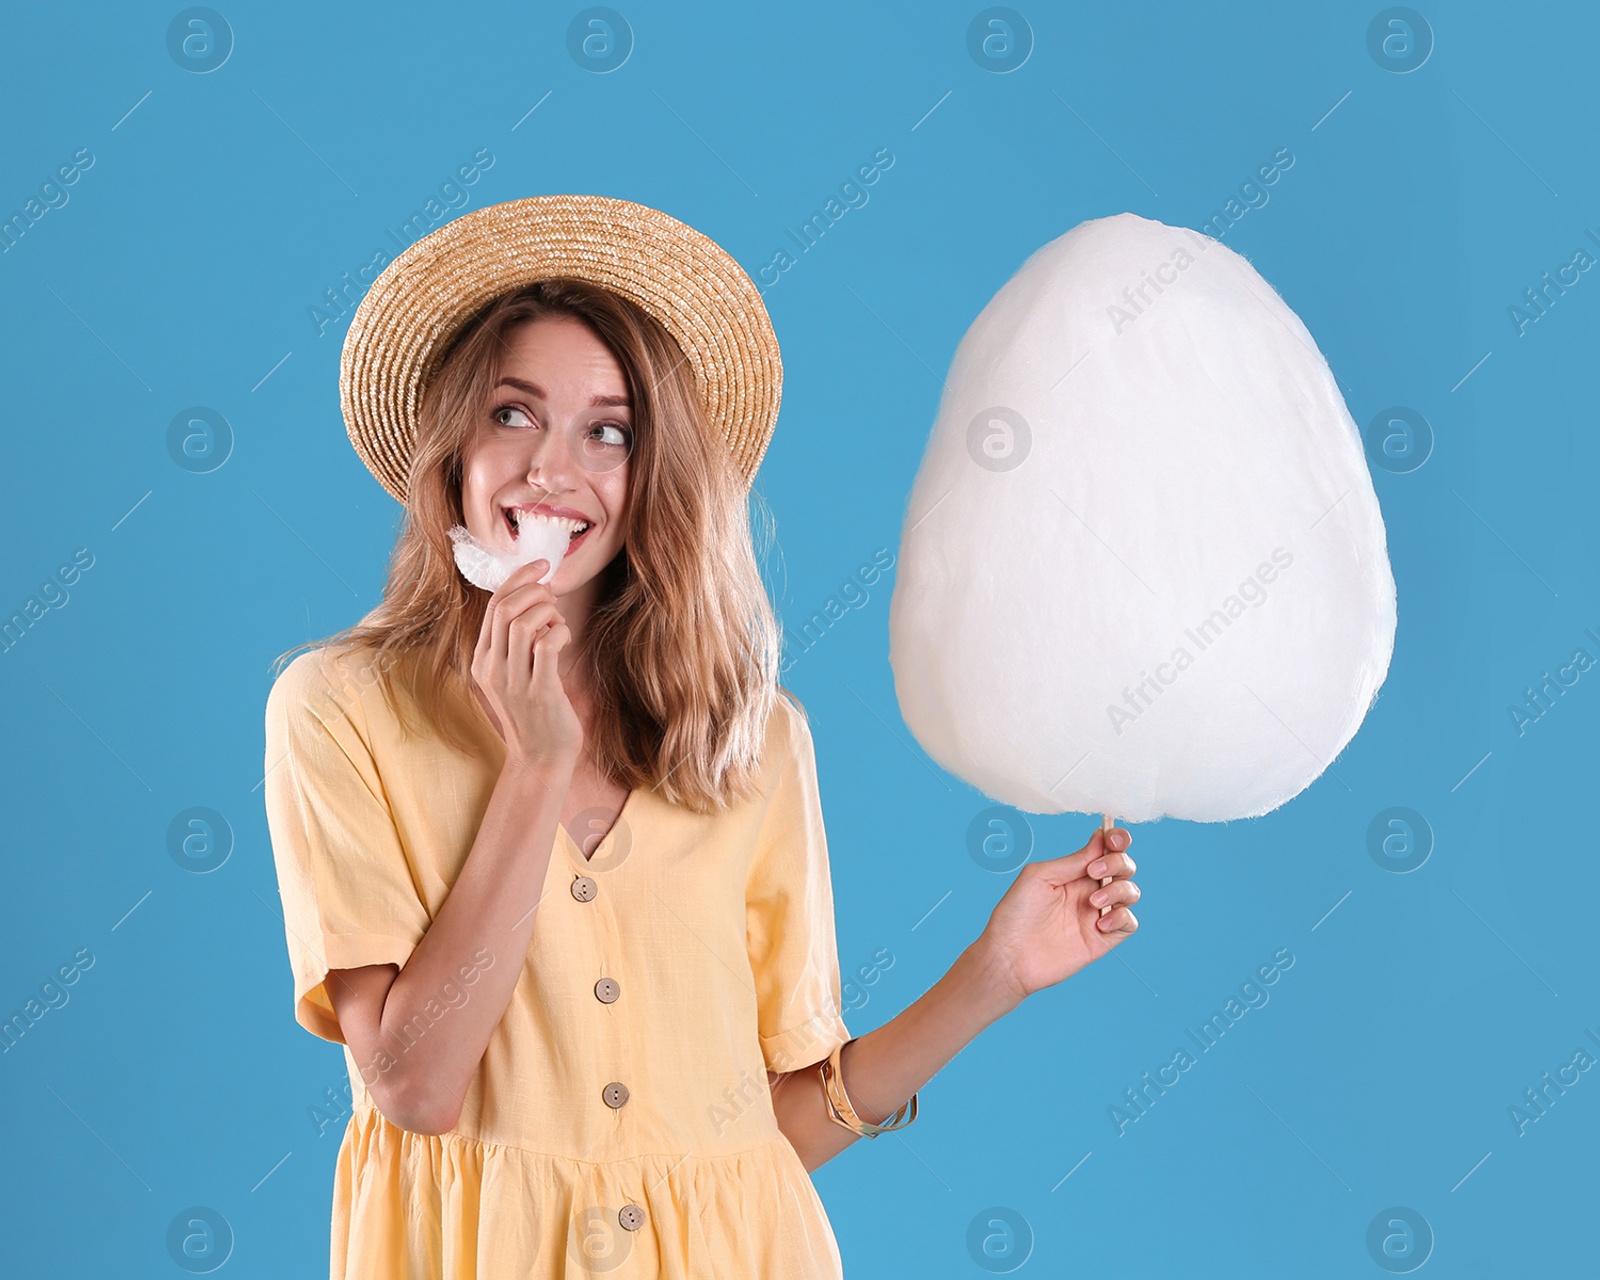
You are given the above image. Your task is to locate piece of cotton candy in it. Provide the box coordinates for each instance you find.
[447,523,567,593]
[887,212,1396,824]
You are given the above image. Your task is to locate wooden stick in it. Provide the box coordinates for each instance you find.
[1099,812,1116,918]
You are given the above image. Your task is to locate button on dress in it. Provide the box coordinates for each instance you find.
[263,646,854,1279]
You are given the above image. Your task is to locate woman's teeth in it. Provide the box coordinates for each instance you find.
[506,509,591,543]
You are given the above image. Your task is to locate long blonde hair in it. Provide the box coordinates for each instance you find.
[272,277,786,813]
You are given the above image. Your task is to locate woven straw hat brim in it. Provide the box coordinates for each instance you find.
[339,194,782,503]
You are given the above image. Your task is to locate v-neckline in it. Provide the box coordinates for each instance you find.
[462,678,642,871]
[557,785,642,870]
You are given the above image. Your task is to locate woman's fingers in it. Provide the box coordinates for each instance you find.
[488,595,524,670]
[1096,905,1139,935]
[485,568,559,671]
[1086,849,1137,881]
[1090,878,1141,911]
[531,621,572,686]
[1032,827,1133,884]
[507,604,561,674]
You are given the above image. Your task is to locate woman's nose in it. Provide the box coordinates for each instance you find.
[523,419,580,488]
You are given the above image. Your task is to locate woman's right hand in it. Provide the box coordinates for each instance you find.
[470,559,583,774]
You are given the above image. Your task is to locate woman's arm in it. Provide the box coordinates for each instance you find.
[329,558,582,1136]
[768,938,1021,1171]
[771,826,1139,1172]
[329,755,574,1135]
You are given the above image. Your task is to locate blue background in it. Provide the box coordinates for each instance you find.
[2,1,1594,1275]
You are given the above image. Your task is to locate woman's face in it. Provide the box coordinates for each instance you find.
[459,314,633,598]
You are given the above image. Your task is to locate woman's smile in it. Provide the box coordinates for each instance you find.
[501,504,594,554]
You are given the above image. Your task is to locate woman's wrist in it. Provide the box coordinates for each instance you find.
[957,934,1030,1023]
[497,751,576,799]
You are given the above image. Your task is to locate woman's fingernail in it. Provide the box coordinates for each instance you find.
[1088,858,1107,877]
[1090,889,1108,907]
[1111,832,1127,849]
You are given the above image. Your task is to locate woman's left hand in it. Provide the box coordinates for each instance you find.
[977,825,1140,1007]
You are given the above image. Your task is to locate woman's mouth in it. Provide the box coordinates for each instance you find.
[503,507,593,554]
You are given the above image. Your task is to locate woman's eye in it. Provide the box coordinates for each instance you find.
[590,421,632,448]
[493,405,534,428]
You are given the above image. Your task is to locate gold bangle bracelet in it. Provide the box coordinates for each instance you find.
[817,1038,918,1138]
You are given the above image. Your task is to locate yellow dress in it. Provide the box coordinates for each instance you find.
[263,645,854,1279]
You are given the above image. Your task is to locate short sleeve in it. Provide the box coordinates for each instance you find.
[263,649,432,1044]
[745,690,853,1076]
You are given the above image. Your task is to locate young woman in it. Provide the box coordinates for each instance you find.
[263,196,1140,1279]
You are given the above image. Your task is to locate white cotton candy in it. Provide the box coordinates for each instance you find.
[887,213,1396,824]
[447,523,567,592]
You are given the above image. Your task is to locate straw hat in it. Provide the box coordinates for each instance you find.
[339,194,783,503]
